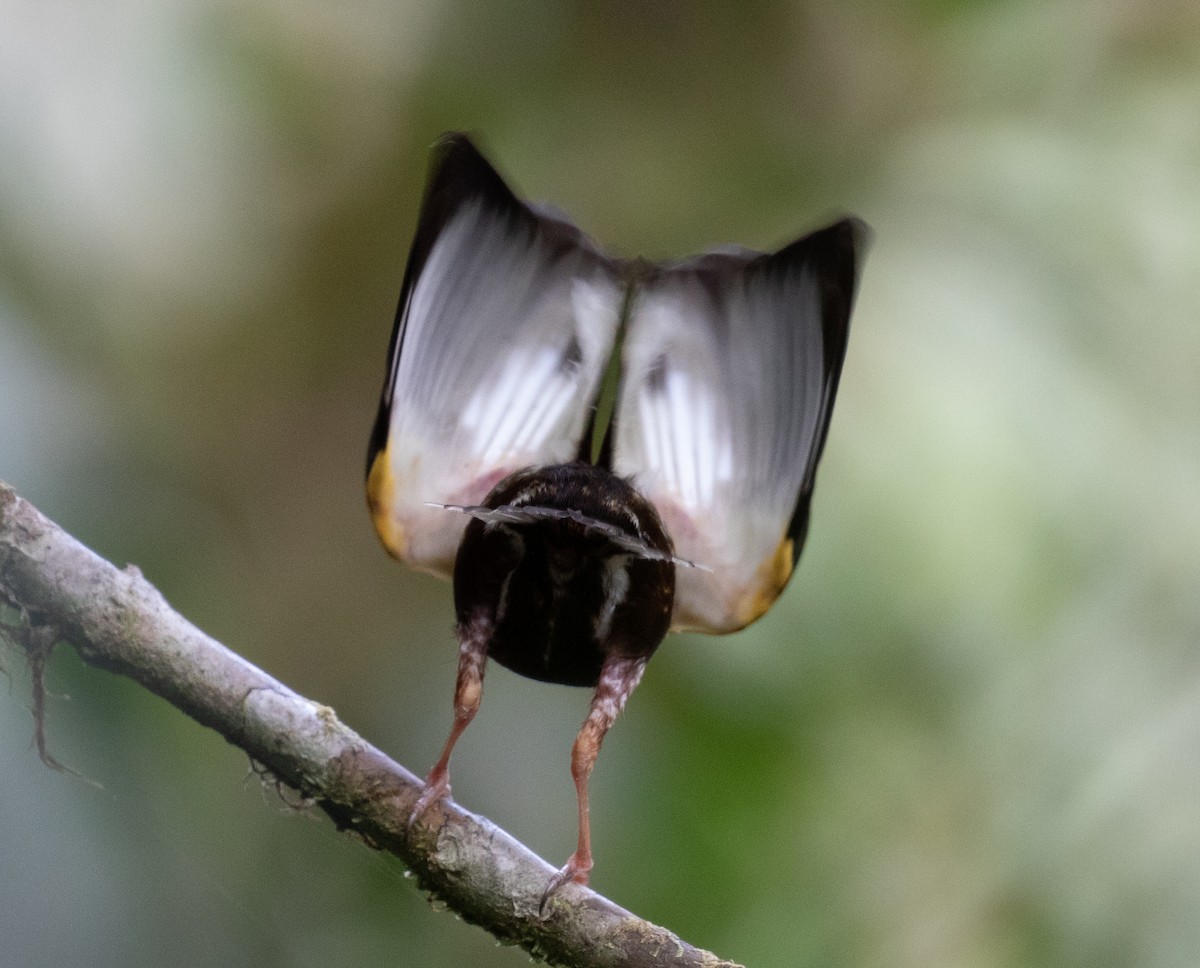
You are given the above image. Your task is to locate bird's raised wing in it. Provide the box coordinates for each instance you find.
[367,135,625,577]
[610,219,865,632]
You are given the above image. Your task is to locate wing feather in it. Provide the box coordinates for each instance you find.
[612,219,866,632]
[367,135,624,577]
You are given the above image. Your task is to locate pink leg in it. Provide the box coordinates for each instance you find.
[408,618,488,830]
[541,654,646,910]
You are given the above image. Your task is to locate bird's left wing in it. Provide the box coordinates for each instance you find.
[367,135,625,577]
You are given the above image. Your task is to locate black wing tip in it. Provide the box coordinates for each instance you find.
[661,216,871,283]
[768,215,869,364]
[817,215,871,279]
[821,214,872,248]
[428,133,501,185]
[424,133,602,256]
[771,215,870,284]
[423,132,521,217]
[432,130,478,153]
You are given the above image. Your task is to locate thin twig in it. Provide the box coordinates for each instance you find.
[0,481,741,968]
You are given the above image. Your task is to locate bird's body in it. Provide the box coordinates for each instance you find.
[454,462,674,687]
[367,133,866,901]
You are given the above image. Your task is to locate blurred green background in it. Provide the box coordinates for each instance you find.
[3,1,1199,966]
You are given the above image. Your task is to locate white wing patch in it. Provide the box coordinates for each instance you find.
[370,136,860,624]
[369,199,623,576]
[614,261,833,633]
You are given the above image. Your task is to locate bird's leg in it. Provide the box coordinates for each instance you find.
[541,653,646,910]
[408,616,489,831]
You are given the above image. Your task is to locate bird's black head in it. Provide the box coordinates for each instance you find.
[452,462,675,687]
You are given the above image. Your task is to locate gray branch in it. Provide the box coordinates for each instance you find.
[0,481,742,968]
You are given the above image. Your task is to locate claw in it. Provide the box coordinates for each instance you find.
[538,850,592,916]
[407,770,450,834]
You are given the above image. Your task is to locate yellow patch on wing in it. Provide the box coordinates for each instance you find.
[366,445,408,560]
[733,536,795,628]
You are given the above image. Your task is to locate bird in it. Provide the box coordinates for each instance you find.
[366,132,867,904]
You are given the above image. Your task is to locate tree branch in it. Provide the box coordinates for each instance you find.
[0,481,742,968]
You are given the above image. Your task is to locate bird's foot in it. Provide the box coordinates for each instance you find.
[538,850,592,916]
[407,769,451,834]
